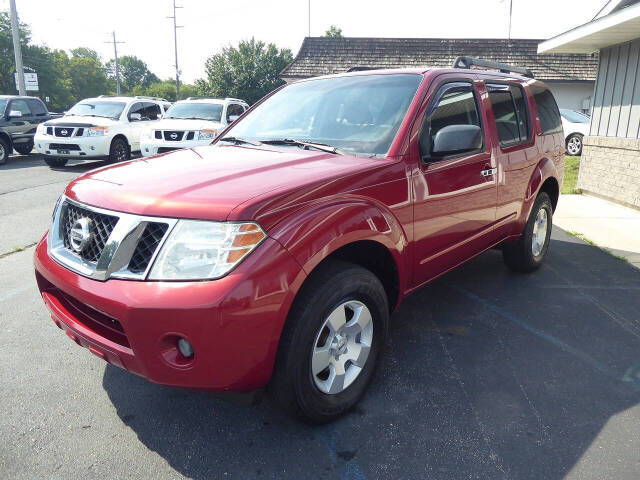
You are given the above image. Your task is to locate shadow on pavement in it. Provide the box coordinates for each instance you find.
[0,153,141,172]
[102,228,640,479]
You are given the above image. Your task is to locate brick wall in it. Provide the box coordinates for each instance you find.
[578,136,640,209]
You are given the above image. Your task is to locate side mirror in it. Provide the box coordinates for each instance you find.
[129,113,142,122]
[431,124,482,156]
[8,110,23,118]
[228,115,239,123]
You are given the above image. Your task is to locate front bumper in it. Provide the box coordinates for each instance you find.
[34,235,305,391]
[140,138,213,157]
[35,134,111,158]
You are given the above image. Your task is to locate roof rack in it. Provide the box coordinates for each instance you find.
[452,56,534,78]
[134,95,169,101]
[225,97,248,104]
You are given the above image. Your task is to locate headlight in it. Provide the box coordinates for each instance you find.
[149,220,266,280]
[141,129,154,140]
[198,129,217,140]
[87,126,108,137]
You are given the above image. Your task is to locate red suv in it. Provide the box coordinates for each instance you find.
[35,58,564,423]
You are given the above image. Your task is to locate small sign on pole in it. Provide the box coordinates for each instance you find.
[14,72,38,91]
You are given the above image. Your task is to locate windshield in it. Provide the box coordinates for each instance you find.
[224,74,423,157]
[66,101,126,119]
[560,109,590,124]
[165,102,224,122]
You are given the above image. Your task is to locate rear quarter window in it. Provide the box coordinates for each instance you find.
[531,85,562,135]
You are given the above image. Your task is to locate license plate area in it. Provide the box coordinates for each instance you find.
[57,149,70,155]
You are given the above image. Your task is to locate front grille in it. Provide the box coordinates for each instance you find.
[154,130,162,139]
[46,127,53,135]
[54,127,74,137]
[186,131,195,140]
[163,130,184,141]
[49,143,81,151]
[128,222,169,273]
[61,204,119,262]
[75,128,84,136]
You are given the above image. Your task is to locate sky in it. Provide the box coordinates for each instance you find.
[1,0,606,84]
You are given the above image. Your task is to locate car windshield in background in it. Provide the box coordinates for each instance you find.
[66,101,126,119]
[165,103,224,122]
[225,74,423,157]
[560,109,590,124]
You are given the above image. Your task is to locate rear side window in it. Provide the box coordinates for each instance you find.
[531,85,562,135]
[487,84,530,147]
[26,98,47,116]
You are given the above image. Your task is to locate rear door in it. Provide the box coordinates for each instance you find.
[411,76,498,286]
[126,102,147,151]
[6,98,34,140]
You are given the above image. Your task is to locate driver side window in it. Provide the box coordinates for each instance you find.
[419,83,481,160]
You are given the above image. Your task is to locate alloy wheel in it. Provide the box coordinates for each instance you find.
[567,136,581,155]
[531,208,548,257]
[311,300,374,394]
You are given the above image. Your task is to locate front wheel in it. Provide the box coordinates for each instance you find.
[0,138,9,165]
[566,134,583,156]
[270,260,389,423]
[502,192,553,273]
[44,158,68,168]
[108,137,130,163]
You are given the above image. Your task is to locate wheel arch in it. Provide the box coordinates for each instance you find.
[0,131,13,153]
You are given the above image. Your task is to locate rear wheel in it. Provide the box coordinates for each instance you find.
[566,134,583,156]
[44,158,68,168]
[108,137,130,163]
[0,138,8,165]
[270,260,389,423]
[502,192,553,273]
[14,141,34,155]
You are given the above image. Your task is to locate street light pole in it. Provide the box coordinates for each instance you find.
[9,0,26,95]
[308,0,311,37]
[168,0,183,101]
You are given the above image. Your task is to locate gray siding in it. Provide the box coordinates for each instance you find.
[590,38,640,138]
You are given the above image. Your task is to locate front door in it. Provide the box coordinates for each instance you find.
[411,78,498,286]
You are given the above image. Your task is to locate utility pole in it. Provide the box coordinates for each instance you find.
[308,0,311,37]
[168,0,183,100]
[9,0,25,95]
[508,0,513,41]
[105,32,125,95]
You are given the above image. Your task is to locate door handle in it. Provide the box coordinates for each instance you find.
[481,168,497,177]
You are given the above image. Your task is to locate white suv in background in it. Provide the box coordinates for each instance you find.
[140,97,248,156]
[35,96,171,168]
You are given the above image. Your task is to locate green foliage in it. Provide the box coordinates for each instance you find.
[106,55,159,94]
[23,45,74,111]
[131,79,197,102]
[0,11,30,94]
[324,25,343,37]
[196,38,293,104]
[562,156,582,195]
[70,47,101,63]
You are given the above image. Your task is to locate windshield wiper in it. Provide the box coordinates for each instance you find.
[219,136,262,146]
[260,138,343,155]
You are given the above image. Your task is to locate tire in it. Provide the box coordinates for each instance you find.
[108,137,130,163]
[502,192,553,273]
[0,138,8,165]
[44,158,68,168]
[14,141,34,155]
[270,260,389,423]
[566,134,583,156]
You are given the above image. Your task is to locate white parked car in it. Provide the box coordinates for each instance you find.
[140,97,248,156]
[35,96,171,168]
[560,109,590,156]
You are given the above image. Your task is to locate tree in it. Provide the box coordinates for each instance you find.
[22,45,74,111]
[0,11,30,94]
[106,55,159,93]
[324,25,343,38]
[131,79,197,102]
[196,38,293,105]
[69,49,109,101]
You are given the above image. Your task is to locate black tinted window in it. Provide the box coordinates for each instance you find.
[488,84,530,147]
[531,85,562,135]
[128,102,145,120]
[226,104,243,122]
[26,98,47,116]
[420,84,481,157]
[143,102,162,120]
[9,99,31,116]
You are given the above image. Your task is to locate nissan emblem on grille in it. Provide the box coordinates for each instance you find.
[170,132,178,140]
[69,218,93,253]
[61,129,68,136]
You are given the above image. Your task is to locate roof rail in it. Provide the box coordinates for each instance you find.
[225,97,248,104]
[97,95,113,98]
[452,56,534,78]
[134,95,169,101]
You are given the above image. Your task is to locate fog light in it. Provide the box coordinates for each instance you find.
[90,146,96,150]
[177,338,194,358]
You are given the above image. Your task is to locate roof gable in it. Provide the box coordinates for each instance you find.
[281,37,598,82]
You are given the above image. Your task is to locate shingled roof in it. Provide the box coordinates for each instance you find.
[281,37,598,82]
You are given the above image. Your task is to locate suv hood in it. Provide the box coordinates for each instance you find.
[153,118,224,131]
[65,144,378,221]
[45,115,119,127]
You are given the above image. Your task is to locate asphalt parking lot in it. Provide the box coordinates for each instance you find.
[1,153,640,479]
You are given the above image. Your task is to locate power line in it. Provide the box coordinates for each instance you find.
[167,0,183,100]
[105,32,125,95]
[9,0,25,95]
